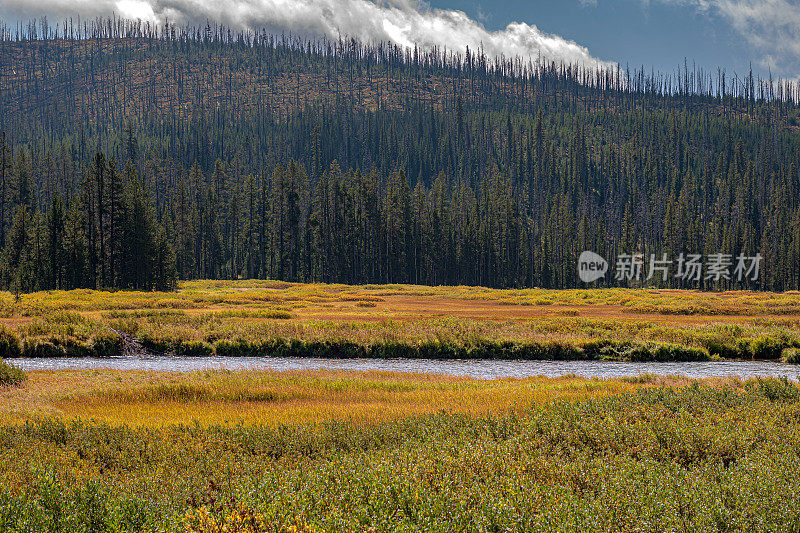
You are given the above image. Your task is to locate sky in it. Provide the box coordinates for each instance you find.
[431,0,798,79]
[1,0,798,80]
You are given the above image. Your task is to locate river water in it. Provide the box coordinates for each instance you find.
[13,357,800,380]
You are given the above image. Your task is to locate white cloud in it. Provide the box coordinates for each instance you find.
[0,0,615,70]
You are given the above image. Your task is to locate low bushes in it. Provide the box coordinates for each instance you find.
[22,337,89,358]
[20,332,123,358]
[630,343,710,362]
[0,328,21,358]
[749,335,789,359]
[139,334,173,354]
[89,332,123,358]
[744,376,800,400]
[8,330,716,361]
[7,380,800,531]
[210,338,709,361]
[0,358,25,386]
[580,339,709,362]
[175,340,214,357]
[701,334,800,360]
[138,336,213,357]
[782,347,800,363]
[704,339,746,359]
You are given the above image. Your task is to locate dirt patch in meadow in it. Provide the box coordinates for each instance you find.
[0,316,35,327]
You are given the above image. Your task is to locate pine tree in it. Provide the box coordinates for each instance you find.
[47,194,66,289]
[3,205,37,295]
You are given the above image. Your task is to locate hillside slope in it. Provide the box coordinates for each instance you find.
[1,20,800,290]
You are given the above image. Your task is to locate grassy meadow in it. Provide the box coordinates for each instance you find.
[0,280,800,361]
[2,283,800,530]
[2,371,800,531]
[0,368,651,426]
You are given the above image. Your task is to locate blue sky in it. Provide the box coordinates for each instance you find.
[427,0,783,79]
[436,2,721,68]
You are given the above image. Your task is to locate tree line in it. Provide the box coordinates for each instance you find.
[0,142,176,293]
[1,19,800,290]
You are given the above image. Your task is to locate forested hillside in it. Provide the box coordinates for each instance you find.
[2,18,800,291]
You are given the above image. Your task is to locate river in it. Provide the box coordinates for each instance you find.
[12,356,800,380]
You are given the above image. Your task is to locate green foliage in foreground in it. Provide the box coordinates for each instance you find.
[784,348,800,364]
[0,359,25,386]
[3,379,800,531]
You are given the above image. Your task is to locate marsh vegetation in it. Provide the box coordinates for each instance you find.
[1,372,800,531]
[0,282,799,362]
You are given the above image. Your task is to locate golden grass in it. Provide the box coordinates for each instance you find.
[4,281,800,318]
[1,281,800,359]
[0,369,688,427]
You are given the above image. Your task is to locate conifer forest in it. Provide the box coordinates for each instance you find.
[2,18,800,291]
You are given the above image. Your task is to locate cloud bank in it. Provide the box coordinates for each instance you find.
[0,0,615,70]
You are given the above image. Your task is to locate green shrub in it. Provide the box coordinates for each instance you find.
[0,358,26,386]
[22,339,67,358]
[89,332,123,358]
[204,338,714,362]
[175,340,213,357]
[139,335,173,354]
[579,340,710,362]
[703,339,743,359]
[644,343,710,362]
[749,336,787,359]
[74,481,112,532]
[782,347,800,364]
[21,337,92,358]
[214,339,255,357]
[744,376,800,401]
[0,328,21,358]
